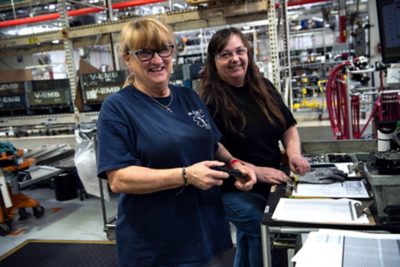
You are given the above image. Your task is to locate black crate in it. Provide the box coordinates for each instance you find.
[80,71,127,105]
[26,79,72,107]
[0,81,28,111]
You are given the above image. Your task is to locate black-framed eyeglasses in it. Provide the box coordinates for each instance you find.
[216,47,248,62]
[129,45,174,62]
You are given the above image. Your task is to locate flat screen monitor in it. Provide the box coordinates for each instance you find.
[376,0,400,63]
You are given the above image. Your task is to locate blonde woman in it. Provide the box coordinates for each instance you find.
[96,18,256,267]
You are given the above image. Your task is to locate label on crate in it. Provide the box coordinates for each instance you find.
[84,86,120,102]
[26,79,71,106]
[0,82,27,110]
[80,71,127,104]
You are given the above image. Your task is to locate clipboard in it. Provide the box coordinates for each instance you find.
[272,198,375,225]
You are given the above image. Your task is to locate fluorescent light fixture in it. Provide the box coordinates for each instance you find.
[173,3,185,9]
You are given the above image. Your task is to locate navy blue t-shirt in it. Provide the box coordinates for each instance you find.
[97,84,232,266]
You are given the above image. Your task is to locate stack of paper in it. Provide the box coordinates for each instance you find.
[292,229,400,267]
[292,180,369,199]
[272,198,371,225]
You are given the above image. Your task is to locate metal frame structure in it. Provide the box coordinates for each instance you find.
[1,0,340,130]
[0,0,277,128]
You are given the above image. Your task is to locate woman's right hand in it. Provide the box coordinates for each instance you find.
[255,166,289,184]
[185,161,230,190]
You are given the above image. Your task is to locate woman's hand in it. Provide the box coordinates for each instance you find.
[230,161,257,191]
[185,161,230,190]
[254,166,290,184]
[288,154,311,175]
[281,126,310,175]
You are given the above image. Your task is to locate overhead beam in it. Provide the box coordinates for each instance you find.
[0,1,270,56]
[0,34,116,57]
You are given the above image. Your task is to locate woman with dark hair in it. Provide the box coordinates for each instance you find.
[199,27,310,267]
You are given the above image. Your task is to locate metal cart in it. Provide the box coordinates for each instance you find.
[98,175,117,240]
[76,123,117,240]
[0,165,63,235]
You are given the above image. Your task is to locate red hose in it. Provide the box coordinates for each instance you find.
[327,61,400,140]
[351,95,360,138]
[275,0,332,8]
[326,61,350,139]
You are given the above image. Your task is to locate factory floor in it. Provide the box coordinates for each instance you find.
[0,119,358,263]
[0,184,241,265]
[0,184,118,258]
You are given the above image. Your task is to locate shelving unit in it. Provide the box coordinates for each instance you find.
[283,1,370,120]
[0,0,374,134]
[0,0,277,133]
[173,19,278,90]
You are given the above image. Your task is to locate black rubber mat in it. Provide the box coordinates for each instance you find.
[0,240,117,267]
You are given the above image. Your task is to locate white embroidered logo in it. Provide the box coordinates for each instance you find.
[188,110,211,129]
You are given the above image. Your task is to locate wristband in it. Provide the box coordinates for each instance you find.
[182,167,188,187]
[230,158,244,167]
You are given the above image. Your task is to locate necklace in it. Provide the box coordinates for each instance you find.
[147,90,174,112]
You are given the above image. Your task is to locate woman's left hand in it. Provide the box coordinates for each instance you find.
[289,154,311,175]
[230,161,257,191]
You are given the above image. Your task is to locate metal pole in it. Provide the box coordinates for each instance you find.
[106,0,118,71]
[59,0,80,122]
[268,0,281,91]
[281,0,293,109]
[261,223,272,267]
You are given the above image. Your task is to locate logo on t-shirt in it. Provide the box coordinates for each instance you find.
[188,109,211,129]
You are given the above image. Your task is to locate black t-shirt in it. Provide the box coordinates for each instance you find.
[207,80,296,197]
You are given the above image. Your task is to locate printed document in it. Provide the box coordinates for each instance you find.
[292,180,369,198]
[272,198,370,224]
[292,229,400,267]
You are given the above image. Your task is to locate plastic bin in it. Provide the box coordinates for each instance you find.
[54,170,78,201]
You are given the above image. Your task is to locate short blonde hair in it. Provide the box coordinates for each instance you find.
[118,17,175,57]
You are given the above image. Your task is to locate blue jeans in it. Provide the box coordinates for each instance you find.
[222,192,267,267]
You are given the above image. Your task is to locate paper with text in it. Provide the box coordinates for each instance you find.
[292,229,400,267]
[272,198,370,224]
[292,180,369,198]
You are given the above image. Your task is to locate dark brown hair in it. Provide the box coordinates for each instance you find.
[198,27,286,135]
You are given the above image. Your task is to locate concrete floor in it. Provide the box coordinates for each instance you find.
[296,116,373,142]
[297,120,334,142]
[0,185,241,265]
[0,185,118,258]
